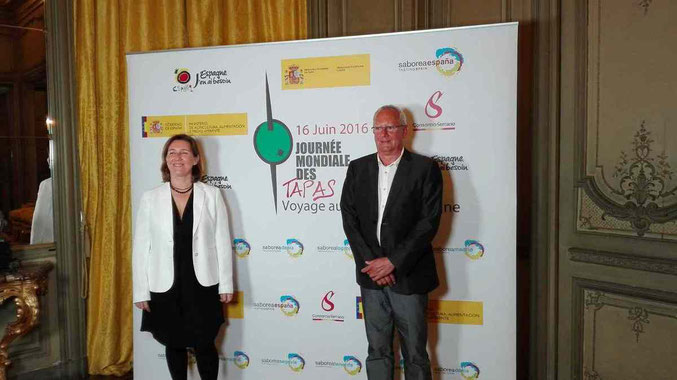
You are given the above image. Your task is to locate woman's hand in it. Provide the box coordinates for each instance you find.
[135,301,150,312]
[220,293,234,303]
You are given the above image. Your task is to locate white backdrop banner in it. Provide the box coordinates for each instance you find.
[128,23,517,380]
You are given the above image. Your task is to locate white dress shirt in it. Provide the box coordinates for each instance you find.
[376,149,404,244]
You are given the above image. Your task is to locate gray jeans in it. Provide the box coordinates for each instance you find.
[361,287,432,380]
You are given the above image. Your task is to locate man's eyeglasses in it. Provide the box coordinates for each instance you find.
[372,125,405,133]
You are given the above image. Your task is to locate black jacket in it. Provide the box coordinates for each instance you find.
[340,149,442,294]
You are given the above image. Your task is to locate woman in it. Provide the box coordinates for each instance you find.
[133,134,233,380]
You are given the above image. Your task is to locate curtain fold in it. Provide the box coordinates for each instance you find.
[74,0,307,375]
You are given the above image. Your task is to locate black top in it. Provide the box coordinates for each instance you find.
[141,191,224,348]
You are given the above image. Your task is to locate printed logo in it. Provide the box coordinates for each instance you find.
[433,155,468,171]
[425,90,443,118]
[202,175,232,190]
[464,240,485,260]
[225,291,245,319]
[321,290,335,311]
[315,356,362,375]
[288,353,305,372]
[461,362,480,379]
[281,54,370,90]
[313,291,345,322]
[356,296,363,319]
[427,300,483,325]
[343,356,363,375]
[175,68,191,84]
[261,353,306,372]
[284,64,304,85]
[397,47,464,78]
[343,239,353,258]
[234,351,250,369]
[142,113,247,138]
[285,238,304,258]
[432,361,481,378]
[253,74,293,213]
[172,67,231,92]
[148,119,163,135]
[434,239,485,260]
[315,240,353,259]
[415,91,456,131]
[280,295,300,316]
[435,47,464,77]
[233,239,251,258]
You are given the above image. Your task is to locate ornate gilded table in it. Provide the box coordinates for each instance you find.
[0,262,53,380]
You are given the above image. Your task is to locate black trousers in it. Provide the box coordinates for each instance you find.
[165,344,219,380]
[361,287,432,380]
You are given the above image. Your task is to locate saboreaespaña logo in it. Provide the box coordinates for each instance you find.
[280,295,300,316]
[288,353,305,372]
[233,239,251,258]
[234,351,250,369]
[464,240,485,260]
[435,47,463,77]
[397,47,464,78]
[343,356,362,375]
[285,238,304,258]
[461,362,480,379]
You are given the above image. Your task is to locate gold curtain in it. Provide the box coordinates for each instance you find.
[74,0,307,375]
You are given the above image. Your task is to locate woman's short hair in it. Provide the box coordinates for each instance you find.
[160,134,202,183]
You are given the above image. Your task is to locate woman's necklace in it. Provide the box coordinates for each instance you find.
[170,183,193,194]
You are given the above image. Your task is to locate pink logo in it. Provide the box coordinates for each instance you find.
[321,291,335,311]
[425,91,443,119]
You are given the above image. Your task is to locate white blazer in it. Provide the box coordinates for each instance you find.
[132,182,233,303]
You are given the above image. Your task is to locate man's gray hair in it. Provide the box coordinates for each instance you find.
[373,105,408,126]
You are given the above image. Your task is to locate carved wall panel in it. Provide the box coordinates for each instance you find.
[308,0,513,38]
[580,288,677,380]
[310,0,421,38]
[449,0,503,26]
[577,0,677,239]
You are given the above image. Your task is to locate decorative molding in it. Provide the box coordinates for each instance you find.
[572,278,677,380]
[638,0,652,15]
[569,247,677,276]
[584,290,603,310]
[578,122,677,237]
[627,306,650,342]
[574,0,677,238]
[583,369,601,380]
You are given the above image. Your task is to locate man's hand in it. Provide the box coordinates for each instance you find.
[134,301,150,312]
[362,257,395,282]
[375,273,396,287]
[220,293,234,303]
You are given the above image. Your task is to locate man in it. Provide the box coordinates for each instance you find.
[341,105,443,380]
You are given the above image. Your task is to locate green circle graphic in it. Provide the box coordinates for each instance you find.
[253,119,293,165]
